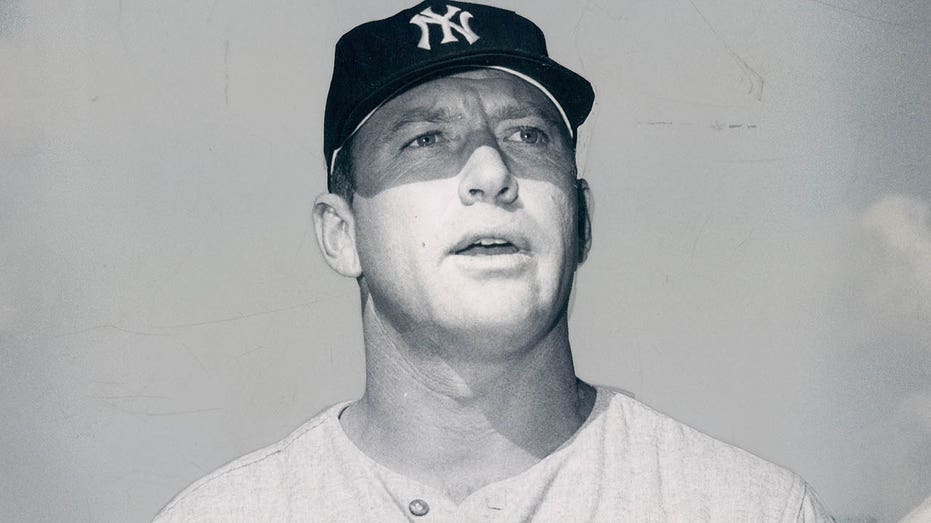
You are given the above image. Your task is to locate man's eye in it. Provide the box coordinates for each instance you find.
[506,127,546,144]
[408,133,440,148]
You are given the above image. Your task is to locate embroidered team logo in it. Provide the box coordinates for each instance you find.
[410,5,480,51]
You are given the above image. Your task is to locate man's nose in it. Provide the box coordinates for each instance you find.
[457,145,519,206]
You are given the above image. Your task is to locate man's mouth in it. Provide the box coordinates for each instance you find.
[453,238,521,256]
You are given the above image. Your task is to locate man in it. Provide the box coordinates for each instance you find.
[155,2,833,521]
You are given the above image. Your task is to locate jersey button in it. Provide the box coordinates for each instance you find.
[408,498,429,517]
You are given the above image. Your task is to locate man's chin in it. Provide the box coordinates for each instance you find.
[432,307,554,350]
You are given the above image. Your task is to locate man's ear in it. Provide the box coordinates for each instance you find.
[576,178,593,264]
[312,193,362,278]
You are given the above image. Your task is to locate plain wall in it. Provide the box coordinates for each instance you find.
[2,1,930,521]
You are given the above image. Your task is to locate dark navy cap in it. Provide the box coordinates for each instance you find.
[324,1,595,190]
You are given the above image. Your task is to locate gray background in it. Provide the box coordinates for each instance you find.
[2,1,930,521]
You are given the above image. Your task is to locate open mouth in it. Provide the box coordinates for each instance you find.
[453,238,520,256]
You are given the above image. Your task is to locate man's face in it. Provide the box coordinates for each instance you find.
[348,69,586,354]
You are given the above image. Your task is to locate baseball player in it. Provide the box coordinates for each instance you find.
[155,2,834,521]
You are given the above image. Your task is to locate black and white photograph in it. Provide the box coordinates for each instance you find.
[2,1,930,521]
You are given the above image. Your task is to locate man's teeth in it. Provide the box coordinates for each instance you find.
[475,238,509,246]
[454,238,519,256]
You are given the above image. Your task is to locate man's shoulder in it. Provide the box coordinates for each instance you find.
[600,386,795,475]
[152,402,349,522]
[594,386,833,520]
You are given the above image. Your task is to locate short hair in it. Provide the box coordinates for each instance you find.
[328,136,356,204]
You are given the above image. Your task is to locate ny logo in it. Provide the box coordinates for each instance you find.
[409,5,480,51]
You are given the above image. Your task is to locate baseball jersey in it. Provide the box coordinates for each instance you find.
[153,386,833,522]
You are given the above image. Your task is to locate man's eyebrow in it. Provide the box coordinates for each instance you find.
[388,108,457,133]
[492,102,563,128]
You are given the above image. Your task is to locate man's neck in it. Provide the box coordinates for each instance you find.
[339,297,595,503]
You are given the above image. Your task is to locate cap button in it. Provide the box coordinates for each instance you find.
[409,498,430,516]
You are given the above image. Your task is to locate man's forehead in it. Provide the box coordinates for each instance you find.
[369,69,566,128]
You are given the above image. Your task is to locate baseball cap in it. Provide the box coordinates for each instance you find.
[324,0,595,190]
